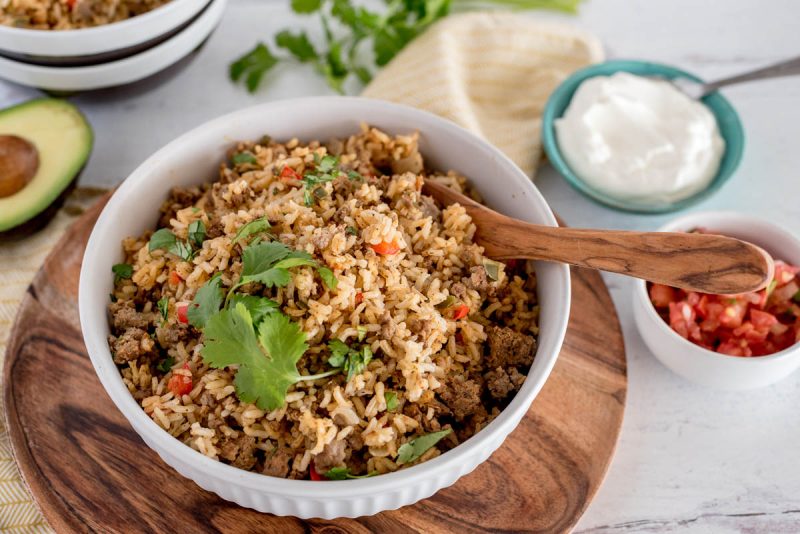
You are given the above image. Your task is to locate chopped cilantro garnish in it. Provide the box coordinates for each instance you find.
[324,467,378,480]
[397,429,452,464]
[188,220,206,248]
[232,217,271,244]
[228,294,280,325]
[327,338,372,381]
[157,297,169,325]
[112,263,133,282]
[301,154,361,206]
[793,290,800,304]
[148,228,195,261]
[202,304,339,410]
[156,356,175,373]
[232,151,258,165]
[227,241,337,300]
[345,226,358,236]
[384,391,398,411]
[188,274,223,329]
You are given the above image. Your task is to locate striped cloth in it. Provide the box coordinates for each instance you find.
[0,13,601,530]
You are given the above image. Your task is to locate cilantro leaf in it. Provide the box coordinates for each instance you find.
[156,356,175,373]
[202,305,339,411]
[149,228,177,252]
[228,294,279,324]
[326,339,372,381]
[397,429,452,464]
[384,391,398,411]
[157,297,169,325]
[188,274,223,329]
[112,263,133,282]
[232,151,258,165]
[324,466,377,480]
[317,266,338,290]
[232,217,271,245]
[148,228,194,261]
[188,220,206,248]
[230,42,279,93]
[242,242,295,276]
[276,30,318,62]
[291,0,322,13]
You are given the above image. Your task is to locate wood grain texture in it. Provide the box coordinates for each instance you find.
[424,180,773,295]
[3,196,627,534]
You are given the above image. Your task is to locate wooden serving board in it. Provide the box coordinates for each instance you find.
[3,197,627,533]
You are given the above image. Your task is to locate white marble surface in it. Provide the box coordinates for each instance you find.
[3,0,800,531]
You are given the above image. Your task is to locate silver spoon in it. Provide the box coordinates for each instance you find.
[670,55,800,99]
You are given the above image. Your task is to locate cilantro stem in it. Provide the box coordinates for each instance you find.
[297,368,341,382]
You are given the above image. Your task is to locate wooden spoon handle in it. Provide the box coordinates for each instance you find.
[480,220,774,294]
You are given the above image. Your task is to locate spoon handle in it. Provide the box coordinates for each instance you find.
[478,220,774,295]
[700,55,800,96]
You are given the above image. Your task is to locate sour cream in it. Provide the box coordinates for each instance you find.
[555,72,725,204]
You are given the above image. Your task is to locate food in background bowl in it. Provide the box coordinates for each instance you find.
[108,126,540,480]
[1,0,171,29]
[649,260,799,357]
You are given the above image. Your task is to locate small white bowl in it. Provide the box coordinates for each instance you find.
[633,211,800,390]
[0,0,225,91]
[0,0,210,62]
[78,97,571,518]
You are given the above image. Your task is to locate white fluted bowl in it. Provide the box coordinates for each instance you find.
[79,97,571,518]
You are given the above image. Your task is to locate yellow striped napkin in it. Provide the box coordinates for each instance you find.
[0,12,601,530]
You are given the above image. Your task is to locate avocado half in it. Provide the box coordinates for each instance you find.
[0,99,93,238]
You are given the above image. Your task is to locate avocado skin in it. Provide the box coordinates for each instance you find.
[0,99,93,238]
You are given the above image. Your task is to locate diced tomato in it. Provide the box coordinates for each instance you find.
[717,338,751,357]
[169,271,182,286]
[355,292,364,305]
[718,301,747,329]
[668,301,695,339]
[750,309,778,330]
[176,302,189,324]
[309,462,323,481]
[450,304,469,320]
[370,240,401,255]
[167,363,193,396]
[279,166,302,182]
[66,0,76,7]
[650,284,676,308]
[774,261,799,286]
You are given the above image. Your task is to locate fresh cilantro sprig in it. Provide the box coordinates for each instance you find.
[187,274,224,329]
[232,217,271,245]
[157,297,169,325]
[112,263,133,282]
[149,224,206,262]
[202,303,340,410]
[384,391,398,411]
[397,429,452,464]
[327,338,372,381]
[324,466,378,480]
[226,241,337,301]
[230,0,581,93]
[302,154,362,206]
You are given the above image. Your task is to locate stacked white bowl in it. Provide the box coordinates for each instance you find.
[0,0,226,91]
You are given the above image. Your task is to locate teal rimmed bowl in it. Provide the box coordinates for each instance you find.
[541,59,745,214]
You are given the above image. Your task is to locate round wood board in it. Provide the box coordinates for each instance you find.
[4,196,627,533]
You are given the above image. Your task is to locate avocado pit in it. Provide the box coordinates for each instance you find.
[0,135,39,198]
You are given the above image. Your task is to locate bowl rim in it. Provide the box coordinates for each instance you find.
[541,59,745,214]
[78,96,571,498]
[0,0,211,57]
[0,0,225,91]
[633,210,800,364]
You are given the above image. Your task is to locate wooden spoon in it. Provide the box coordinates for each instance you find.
[423,180,774,294]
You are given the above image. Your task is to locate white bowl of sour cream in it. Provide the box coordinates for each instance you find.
[542,60,744,213]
